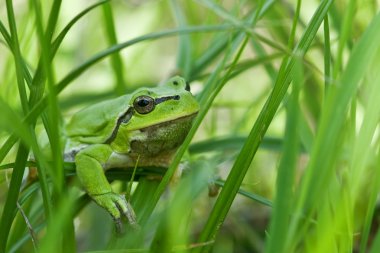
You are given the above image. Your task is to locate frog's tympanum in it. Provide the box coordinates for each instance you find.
[64,76,199,231]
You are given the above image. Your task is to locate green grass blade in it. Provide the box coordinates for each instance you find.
[195,1,332,250]
[37,192,76,253]
[359,146,380,253]
[287,10,380,251]
[0,1,34,249]
[5,0,29,114]
[0,19,12,48]
[0,1,108,164]
[52,0,109,54]
[0,145,29,252]
[215,180,272,207]
[170,0,192,79]
[351,50,380,253]
[323,15,331,91]
[369,211,380,253]
[102,2,126,95]
[138,15,255,228]
[189,135,305,154]
[266,59,302,253]
[332,0,356,79]
[190,0,275,79]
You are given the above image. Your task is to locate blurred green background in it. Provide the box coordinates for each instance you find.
[1,0,380,252]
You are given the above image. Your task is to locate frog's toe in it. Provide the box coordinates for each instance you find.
[113,217,124,234]
[92,192,139,233]
[92,192,139,232]
[113,195,139,229]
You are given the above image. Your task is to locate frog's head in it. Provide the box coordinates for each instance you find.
[109,76,199,156]
[125,76,199,130]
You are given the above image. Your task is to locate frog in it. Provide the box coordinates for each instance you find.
[64,76,199,232]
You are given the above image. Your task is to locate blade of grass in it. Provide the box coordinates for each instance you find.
[0,1,33,250]
[150,164,213,252]
[0,146,29,252]
[266,58,302,253]
[332,0,357,79]
[32,0,63,195]
[37,191,76,253]
[250,28,314,154]
[215,180,272,207]
[0,19,12,48]
[5,0,29,114]
[31,1,75,252]
[323,15,331,92]
[52,0,109,53]
[170,0,192,79]
[0,0,110,164]
[190,0,276,79]
[102,2,126,95]
[349,49,380,253]
[189,135,306,154]
[287,10,380,251]
[359,136,380,253]
[266,5,303,250]
[196,1,332,251]
[138,15,255,227]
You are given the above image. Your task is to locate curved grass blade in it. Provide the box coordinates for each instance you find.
[138,32,251,228]
[215,180,272,207]
[266,58,303,253]
[195,0,333,251]
[0,1,33,249]
[102,2,126,95]
[170,0,193,79]
[286,10,380,252]
[0,0,109,164]
[0,19,12,48]
[51,0,109,53]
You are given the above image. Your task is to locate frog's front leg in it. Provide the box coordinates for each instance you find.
[75,144,137,232]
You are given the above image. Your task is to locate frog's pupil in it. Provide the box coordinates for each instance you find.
[138,99,149,107]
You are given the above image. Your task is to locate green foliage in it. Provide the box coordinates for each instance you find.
[1,0,380,252]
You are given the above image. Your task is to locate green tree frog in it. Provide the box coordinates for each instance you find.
[64,76,199,231]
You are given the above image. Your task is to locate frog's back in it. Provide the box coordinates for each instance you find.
[66,95,131,144]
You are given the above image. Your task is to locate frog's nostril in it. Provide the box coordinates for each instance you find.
[174,95,180,100]
[185,81,190,92]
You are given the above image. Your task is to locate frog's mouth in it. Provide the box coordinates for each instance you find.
[138,111,198,131]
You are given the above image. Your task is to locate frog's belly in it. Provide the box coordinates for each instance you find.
[105,151,174,169]
[104,152,134,169]
[64,144,174,170]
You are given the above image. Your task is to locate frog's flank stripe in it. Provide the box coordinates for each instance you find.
[104,107,134,144]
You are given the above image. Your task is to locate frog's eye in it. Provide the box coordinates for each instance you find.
[133,95,155,114]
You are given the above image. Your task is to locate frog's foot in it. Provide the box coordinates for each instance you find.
[91,192,139,233]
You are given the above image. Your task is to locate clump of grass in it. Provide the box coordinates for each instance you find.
[1,1,380,253]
